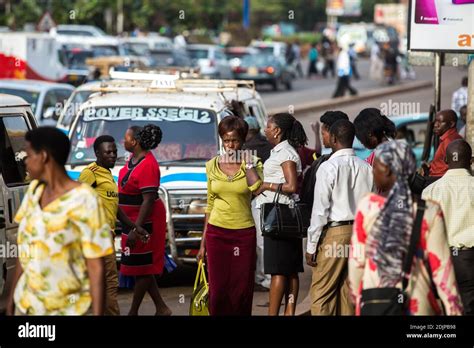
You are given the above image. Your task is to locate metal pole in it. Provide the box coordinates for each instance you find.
[328,15,338,29]
[117,0,124,35]
[467,59,474,164]
[434,52,443,112]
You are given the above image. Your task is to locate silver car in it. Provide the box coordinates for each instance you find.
[0,80,74,126]
[187,44,233,79]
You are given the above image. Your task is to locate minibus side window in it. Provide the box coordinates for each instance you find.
[0,116,30,186]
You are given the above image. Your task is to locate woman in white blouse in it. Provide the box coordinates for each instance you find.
[255,113,308,316]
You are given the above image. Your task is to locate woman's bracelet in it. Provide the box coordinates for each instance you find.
[269,183,273,191]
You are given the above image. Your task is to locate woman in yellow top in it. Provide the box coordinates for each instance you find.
[6,127,113,316]
[197,115,263,315]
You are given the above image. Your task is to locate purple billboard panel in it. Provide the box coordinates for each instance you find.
[415,0,439,24]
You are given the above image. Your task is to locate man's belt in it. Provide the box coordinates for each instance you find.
[325,220,354,229]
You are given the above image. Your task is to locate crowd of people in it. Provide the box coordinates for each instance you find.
[199,107,472,316]
[301,34,410,97]
[5,98,473,316]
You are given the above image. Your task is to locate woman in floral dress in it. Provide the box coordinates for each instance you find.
[349,140,463,315]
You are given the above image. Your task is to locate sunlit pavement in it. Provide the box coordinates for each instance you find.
[117,260,313,316]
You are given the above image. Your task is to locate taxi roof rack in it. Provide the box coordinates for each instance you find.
[89,72,256,96]
[126,67,202,79]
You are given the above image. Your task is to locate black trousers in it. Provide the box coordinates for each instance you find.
[333,76,357,98]
[323,59,335,78]
[308,59,318,76]
[452,248,474,315]
[351,62,360,80]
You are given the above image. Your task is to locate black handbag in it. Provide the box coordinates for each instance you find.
[409,172,427,196]
[260,184,311,239]
[360,199,426,316]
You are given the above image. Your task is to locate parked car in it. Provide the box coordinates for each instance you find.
[250,40,287,59]
[0,80,74,125]
[187,44,233,79]
[121,36,174,55]
[232,53,293,91]
[149,48,192,68]
[0,94,37,313]
[50,24,107,38]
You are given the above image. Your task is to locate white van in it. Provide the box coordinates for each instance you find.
[65,77,268,264]
[0,94,37,312]
[337,24,368,54]
[0,32,68,82]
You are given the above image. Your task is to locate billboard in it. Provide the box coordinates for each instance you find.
[326,0,361,17]
[409,0,474,52]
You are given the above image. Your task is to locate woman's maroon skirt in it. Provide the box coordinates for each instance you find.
[205,224,256,316]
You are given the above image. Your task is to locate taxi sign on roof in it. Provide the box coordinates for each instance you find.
[109,70,179,88]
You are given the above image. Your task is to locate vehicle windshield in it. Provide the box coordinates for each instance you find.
[124,42,149,56]
[68,105,218,165]
[0,88,40,114]
[153,41,173,50]
[150,50,174,66]
[57,30,95,36]
[61,49,94,69]
[254,46,274,55]
[60,90,95,128]
[226,51,249,59]
[92,45,119,56]
[57,27,106,37]
[241,54,276,67]
[187,49,209,59]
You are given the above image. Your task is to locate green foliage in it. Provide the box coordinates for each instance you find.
[1,0,402,34]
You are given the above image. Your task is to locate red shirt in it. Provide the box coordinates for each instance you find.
[297,146,316,195]
[429,128,462,177]
[298,146,316,171]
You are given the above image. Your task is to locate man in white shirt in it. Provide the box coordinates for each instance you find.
[422,139,474,315]
[451,76,468,114]
[306,119,373,315]
[332,47,358,98]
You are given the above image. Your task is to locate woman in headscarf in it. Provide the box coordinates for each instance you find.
[349,140,463,315]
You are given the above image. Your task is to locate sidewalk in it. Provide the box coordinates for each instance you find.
[117,260,313,316]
